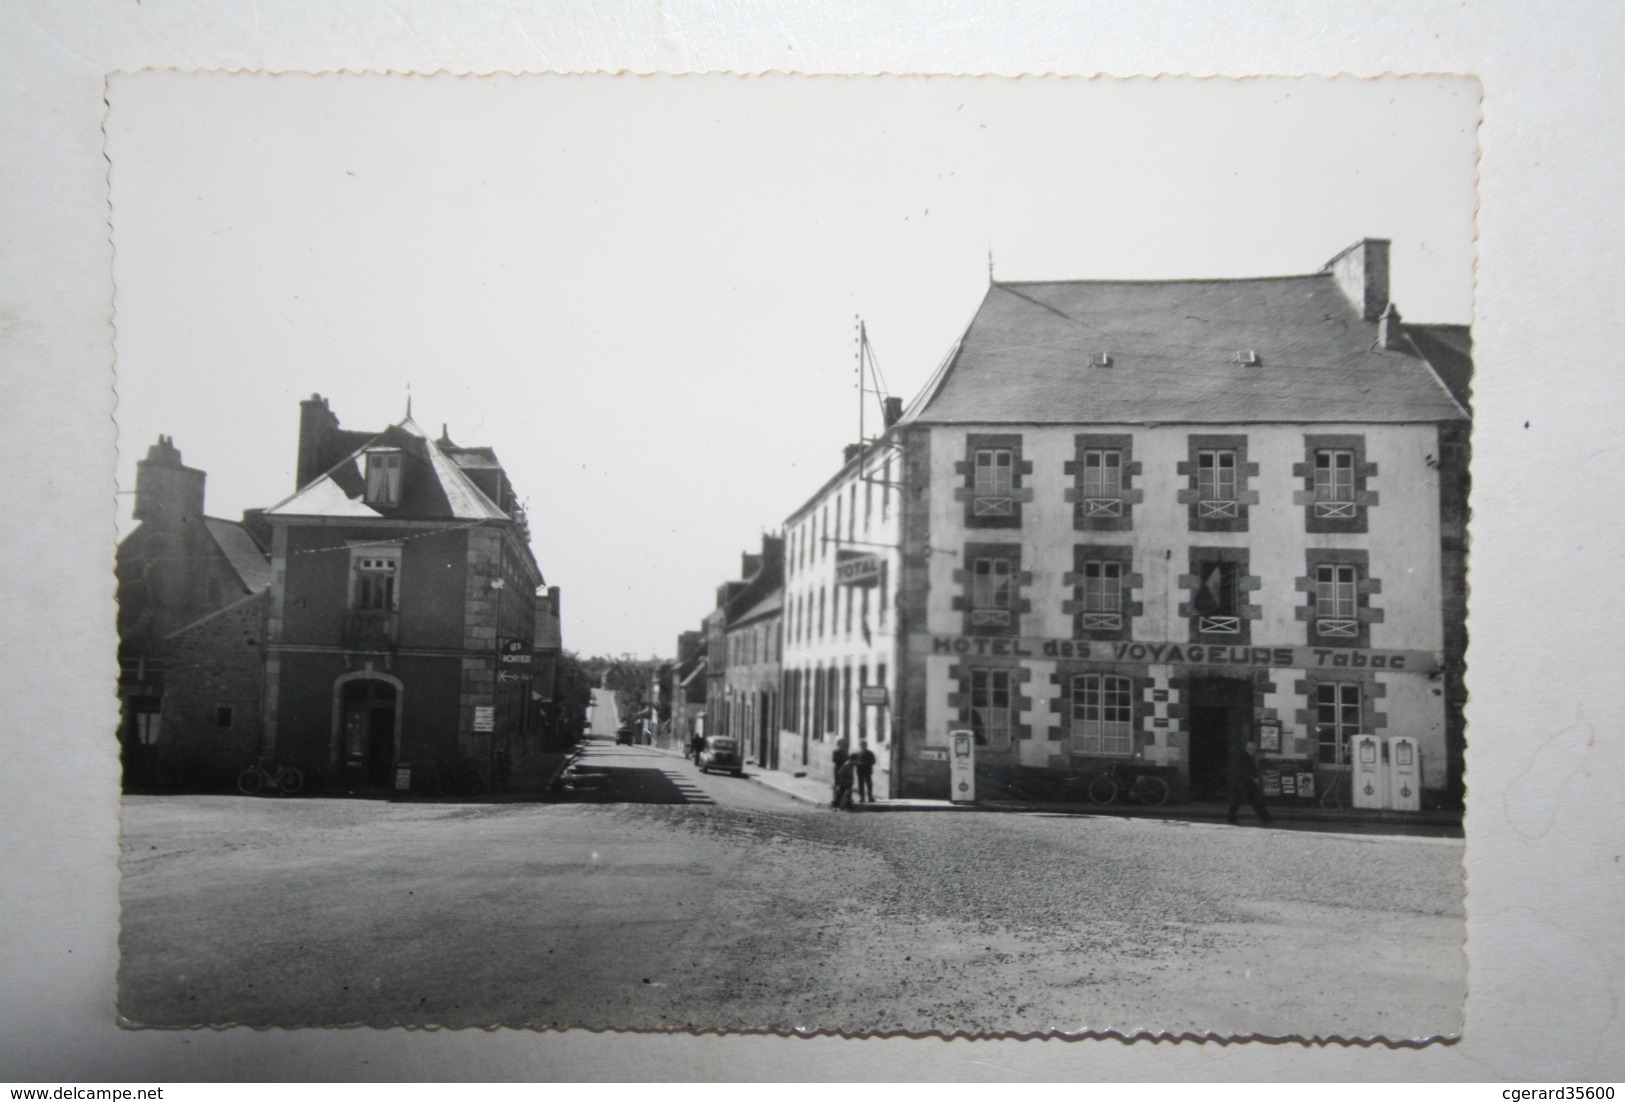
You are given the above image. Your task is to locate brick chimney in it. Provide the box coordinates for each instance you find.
[1323,238,1391,321]
[132,435,205,527]
[1378,303,1406,351]
[297,393,341,490]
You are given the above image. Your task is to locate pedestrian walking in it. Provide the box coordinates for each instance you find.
[853,740,877,803]
[690,730,706,766]
[1227,739,1274,826]
[831,739,851,808]
[832,753,858,811]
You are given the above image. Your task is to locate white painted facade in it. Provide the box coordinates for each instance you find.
[906,420,1451,795]
[778,444,902,787]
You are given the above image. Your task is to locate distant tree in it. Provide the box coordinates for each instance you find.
[547,650,595,750]
[582,653,668,729]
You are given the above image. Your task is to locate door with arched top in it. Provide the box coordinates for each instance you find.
[339,677,399,789]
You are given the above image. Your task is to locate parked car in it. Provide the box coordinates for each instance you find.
[698,736,744,776]
[616,725,636,745]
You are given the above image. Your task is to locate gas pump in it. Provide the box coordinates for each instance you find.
[1351,734,1384,809]
[1387,736,1421,811]
[949,729,976,804]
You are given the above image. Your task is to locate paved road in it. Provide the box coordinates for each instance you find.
[119,736,1463,1037]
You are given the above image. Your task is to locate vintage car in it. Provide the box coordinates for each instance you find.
[616,724,636,745]
[697,736,744,776]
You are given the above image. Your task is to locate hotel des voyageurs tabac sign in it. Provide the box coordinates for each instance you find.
[916,633,1440,675]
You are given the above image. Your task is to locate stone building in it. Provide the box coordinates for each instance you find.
[877,239,1470,805]
[258,395,547,791]
[115,436,272,787]
[701,535,783,763]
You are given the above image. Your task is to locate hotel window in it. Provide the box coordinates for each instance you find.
[1080,560,1123,631]
[363,449,403,507]
[1081,450,1123,516]
[1196,450,1237,516]
[1297,436,1373,533]
[968,668,1012,749]
[1192,559,1242,637]
[1183,435,1254,532]
[1071,674,1134,756]
[1314,450,1356,517]
[971,557,1013,627]
[1316,682,1362,764]
[960,434,1027,529]
[1315,564,1359,639]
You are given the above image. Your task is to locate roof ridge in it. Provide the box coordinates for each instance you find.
[992,271,1332,288]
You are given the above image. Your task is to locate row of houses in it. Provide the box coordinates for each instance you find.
[117,395,564,792]
[664,239,1470,807]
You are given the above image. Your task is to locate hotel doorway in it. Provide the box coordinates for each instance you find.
[1186,677,1253,801]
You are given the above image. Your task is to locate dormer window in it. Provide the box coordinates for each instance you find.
[364,449,402,506]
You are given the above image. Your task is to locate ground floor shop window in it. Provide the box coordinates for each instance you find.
[1071,673,1134,755]
[1316,682,1361,764]
[968,668,1012,749]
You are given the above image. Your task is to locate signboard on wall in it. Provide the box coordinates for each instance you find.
[499,639,533,665]
[835,550,882,587]
[473,705,495,732]
[915,633,1439,675]
[859,685,889,706]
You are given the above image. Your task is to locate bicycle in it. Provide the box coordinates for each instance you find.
[1087,761,1171,806]
[237,756,304,796]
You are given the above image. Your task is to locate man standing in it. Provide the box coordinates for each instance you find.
[1227,738,1274,825]
[690,728,706,766]
[853,740,877,803]
[831,738,851,807]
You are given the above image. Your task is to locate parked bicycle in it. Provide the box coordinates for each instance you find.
[237,756,304,796]
[1087,761,1171,806]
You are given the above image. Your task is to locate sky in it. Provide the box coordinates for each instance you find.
[106,73,1478,659]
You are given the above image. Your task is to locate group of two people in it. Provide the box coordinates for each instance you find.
[830,739,876,811]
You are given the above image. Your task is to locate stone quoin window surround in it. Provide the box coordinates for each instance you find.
[1294,548,1383,648]
[954,434,1034,529]
[1046,663,1154,754]
[1293,434,1378,534]
[946,660,1033,750]
[1070,673,1136,756]
[1062,543,1143,641]
[1064,434,1143,532]
[348,543,402,611]
[1293,672,1388,765]
[952,542,1032,636]
[363,448,403,507]
[1179,547,1261,644]
[1176,435,1260,533]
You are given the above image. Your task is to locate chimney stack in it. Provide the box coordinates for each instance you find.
[843,443,864,465]
[882,396,903,428]
[1378,303,1406,351]
[1322,238,1391,321]
[132,435,205,526]
[297,394,341,490]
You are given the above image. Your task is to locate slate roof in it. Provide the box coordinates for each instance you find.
[730,588,783,628]
[202,517,272,592]
[265,417,509,521]
[906,274,1468,425]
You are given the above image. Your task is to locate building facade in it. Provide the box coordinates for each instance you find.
[883,239,1469,805]
[779,430,903,791]
[259,395,547,791]
[116,436,273,788]
[723,588,782,770]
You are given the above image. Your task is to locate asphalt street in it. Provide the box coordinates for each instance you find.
[119,717,1464,1038]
